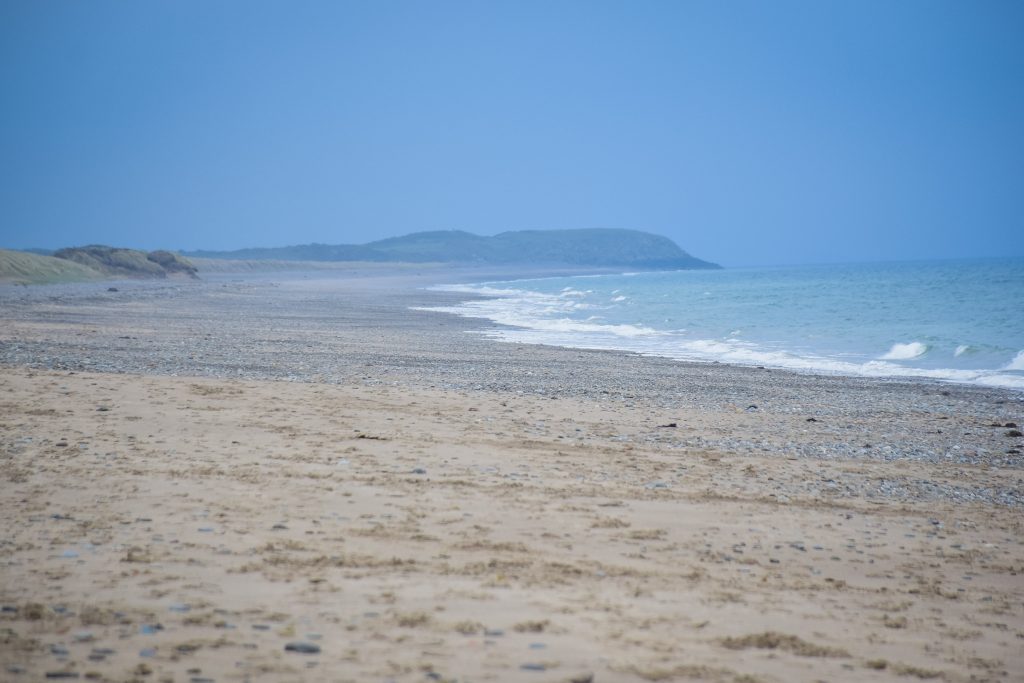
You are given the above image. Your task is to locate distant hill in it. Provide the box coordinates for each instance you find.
[0,246,198,284]
[184,229,720,269]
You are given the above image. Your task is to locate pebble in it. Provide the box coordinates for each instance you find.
[284,641,321,654]
[520,663,546,671]
[139,648,157,658]
[411,467,427,474]
[169,602,191,612]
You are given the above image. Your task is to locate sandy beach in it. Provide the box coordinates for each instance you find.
[1,269,1022,683]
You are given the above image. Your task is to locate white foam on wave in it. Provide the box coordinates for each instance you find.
[880,341,929,360]
[1006,350,1024,371]
[416,283,657,339]
[954,345,970,357]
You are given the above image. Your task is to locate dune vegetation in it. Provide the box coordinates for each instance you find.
[0,246,198,284]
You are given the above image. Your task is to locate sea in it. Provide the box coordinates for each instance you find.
[420,258,1024,391]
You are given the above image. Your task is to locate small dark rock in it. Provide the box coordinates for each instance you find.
[45,674,80,680]
[411,468,427,474]
[520,663,546,671]
[96,406,110,412]
[657,422,677,428]
[50,644,70,656]
[745,405,758,412]
[107,287,118,292]
[1007,430,1023,438]
[806,417,818,422]
[1006,422,1018,428]
[284,641,321,654]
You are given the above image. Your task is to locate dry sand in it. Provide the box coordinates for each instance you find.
[1,271,1022,683]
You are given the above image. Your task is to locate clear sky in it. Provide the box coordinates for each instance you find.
[1,1,1022,266]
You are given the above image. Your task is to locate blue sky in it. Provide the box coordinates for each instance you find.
[1,1,1022,266]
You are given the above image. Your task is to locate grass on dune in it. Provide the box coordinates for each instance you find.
[0,249,105,285]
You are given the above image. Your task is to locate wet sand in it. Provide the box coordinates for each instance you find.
[1,269,1022,682]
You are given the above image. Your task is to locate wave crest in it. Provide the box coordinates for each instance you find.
[880,341,928,360]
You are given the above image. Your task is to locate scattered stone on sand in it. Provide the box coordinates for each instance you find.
[284,641,321,654]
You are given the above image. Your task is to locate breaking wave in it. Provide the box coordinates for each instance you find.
[880,341,929,360]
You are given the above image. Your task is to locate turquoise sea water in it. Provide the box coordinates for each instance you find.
[422,259,1024,390]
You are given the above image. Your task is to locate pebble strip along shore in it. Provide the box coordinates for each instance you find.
[1,273,1021,508]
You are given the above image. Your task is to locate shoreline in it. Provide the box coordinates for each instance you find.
[1,265,1023,681]
[1,267,1021,473]
[4,263,1023,394]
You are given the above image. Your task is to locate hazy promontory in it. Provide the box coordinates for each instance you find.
[1,229,717,284]
[184,228,720,270]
